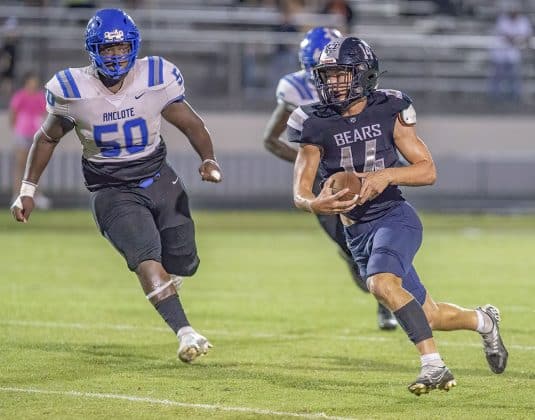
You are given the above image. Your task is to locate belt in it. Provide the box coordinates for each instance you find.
[138,172,161,189]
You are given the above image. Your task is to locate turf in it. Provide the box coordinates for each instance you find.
[1,210,534,419]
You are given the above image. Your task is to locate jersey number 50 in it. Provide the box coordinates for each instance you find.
[93,117,148,157]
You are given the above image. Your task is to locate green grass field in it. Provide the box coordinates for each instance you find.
[1,210,534,419]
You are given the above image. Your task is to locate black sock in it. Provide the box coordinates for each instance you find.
[154,295,190,334]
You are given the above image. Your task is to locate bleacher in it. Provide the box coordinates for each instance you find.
[1,1,534,211]
[1,0,534,113]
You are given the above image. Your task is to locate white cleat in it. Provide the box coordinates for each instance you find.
[177,329,212,363]
[408,364,456,396]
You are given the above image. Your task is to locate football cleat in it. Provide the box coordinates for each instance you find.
[408,364,456,396]
[477,304,508,374]
[177,330,212,363]
[377,303,398,330]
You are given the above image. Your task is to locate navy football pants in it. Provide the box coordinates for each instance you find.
[344,201,427,305]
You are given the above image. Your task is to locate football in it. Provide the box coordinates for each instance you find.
[327,171,362,201]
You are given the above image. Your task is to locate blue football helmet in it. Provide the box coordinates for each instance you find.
[298,27,342,74]
[313,36,379,110]
[85,8,140,80]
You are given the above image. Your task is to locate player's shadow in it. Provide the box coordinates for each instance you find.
[61,344,378,393]
[312,355,412,373]
[27,341,169,367]
[20,340,529,394]
[166,360,388,393]
[318,354,517,378]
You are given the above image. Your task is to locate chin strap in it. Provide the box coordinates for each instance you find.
[98,71,126,87]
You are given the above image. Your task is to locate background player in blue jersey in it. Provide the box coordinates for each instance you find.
[288,36,508,395]
[263,27,397,331]
[11,9,222,363]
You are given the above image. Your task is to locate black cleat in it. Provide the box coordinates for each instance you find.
[408,365,457,396]
[377,303,398,330]
[477,305,508,374]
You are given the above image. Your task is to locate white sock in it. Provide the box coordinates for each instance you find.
[420,352,443,367]
[177,326,194,339]
[475,309,493,334]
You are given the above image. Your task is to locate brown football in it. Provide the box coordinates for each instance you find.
[327,171,362,201]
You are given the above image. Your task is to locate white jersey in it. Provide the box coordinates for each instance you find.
[275,69,318,111]
[45,56,184,163]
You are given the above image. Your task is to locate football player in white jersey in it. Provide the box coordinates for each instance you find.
[11,8,222,363]
[263,27,398,331]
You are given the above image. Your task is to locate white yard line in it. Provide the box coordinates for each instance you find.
[2,319,534,351]
[0,387,357,420]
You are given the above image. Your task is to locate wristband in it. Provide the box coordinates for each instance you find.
[202,159,218,166]
[20,181,37,198]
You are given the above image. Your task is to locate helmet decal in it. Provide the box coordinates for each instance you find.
[103,29,125,42]
[298,27,342,73]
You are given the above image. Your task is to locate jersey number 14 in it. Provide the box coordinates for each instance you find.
[340,139,385,172]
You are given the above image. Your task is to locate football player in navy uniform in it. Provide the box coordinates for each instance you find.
[288,36,508,394]
[11,9,221,363]
[263,27,397,331]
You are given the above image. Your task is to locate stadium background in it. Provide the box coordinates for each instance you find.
[1,0,534,212]
[1,2,535,418]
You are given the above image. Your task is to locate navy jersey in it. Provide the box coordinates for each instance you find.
[287,89,412,222]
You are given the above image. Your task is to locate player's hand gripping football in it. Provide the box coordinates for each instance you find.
[355,169,392,205]
[199,159,223,183]
[310,179,359,215]
[11,196,35,223]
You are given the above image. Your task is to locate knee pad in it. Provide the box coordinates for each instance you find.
[160,225,200,276]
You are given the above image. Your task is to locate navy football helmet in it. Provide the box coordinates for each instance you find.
[298,27,342,74]
[85,8,140,80]
[313,37,379,110]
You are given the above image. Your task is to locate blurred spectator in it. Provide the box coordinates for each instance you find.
[488,2,533,102]
[64,0,96,8]
[321,0,354,33]
[235,0,276,5]
[430,0,457,16]
[123,0,144,8]
[64,0,97,25]
[269,1,301,88]
[24,0,49,5]
[9,72,51,209]
[0,17,19,99]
